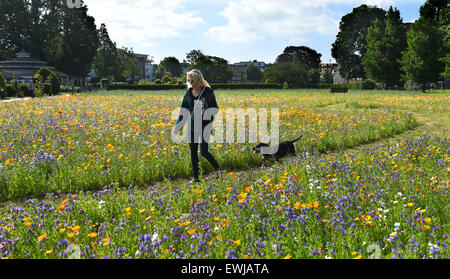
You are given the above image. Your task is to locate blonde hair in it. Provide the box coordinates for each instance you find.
[186,69,210,89]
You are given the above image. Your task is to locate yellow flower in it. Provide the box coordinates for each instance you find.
[407,203,414,207]
[46,249,54,254]
[187,229,196,235]
[38,233,47,242]
[353,255,362,259]
[72,226,80,233]
[88,232,98,238]
[139,209,146,214]
[67,232,74,238]
[125,207,131,217]
[423,225,430,230]
[233,240,241,246]
[284,254,292,259]
[424,217,431,223]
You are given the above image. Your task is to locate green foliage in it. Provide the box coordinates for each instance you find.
[245,65,263,82]
[92,24,123,82]
[0,72,6,99]
[34,67,60,95]
[100,78,109,88]
[6,84,18,98]
[308,69,321,86]
[154,79,162,85]
[159,57,182,77]
[400,18,446,91]
[185,50,233,83]
[363,8,407,88]
[321,69,334,84]
[331,4,386,80]
[361,80,376,90]
[276,46,322,70]
[263,62,309,88]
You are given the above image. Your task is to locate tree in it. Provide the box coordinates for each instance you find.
[245,65,263,82]
[120,48,140,83]
[419,0,449,20]
[159,57,182,77]
[308,69,321,86]
[321,69,334,84]
[92,24,123,81]
[363,7,407,88]
[331,5,386,80]
[0,0,30,60]
[276,46,322,70]
[56,2,99,77]
[185,50,233,83]
[263,62,308,88]
[419,0,450,80]
[0,72,6,99]
[400,18,445,92]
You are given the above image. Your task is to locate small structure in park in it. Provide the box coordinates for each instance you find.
[0,50,60,83]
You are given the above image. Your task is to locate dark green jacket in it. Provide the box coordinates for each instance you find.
[176,87,218,125]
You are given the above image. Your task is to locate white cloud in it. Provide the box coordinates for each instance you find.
[83,0,204,51]
[205,0,340,43]
[205,0,407,44]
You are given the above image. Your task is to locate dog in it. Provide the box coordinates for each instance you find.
[252,134,303,162]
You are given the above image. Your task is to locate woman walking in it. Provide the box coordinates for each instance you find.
[175,69,220,183]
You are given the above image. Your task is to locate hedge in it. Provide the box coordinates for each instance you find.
[106,83,282,91]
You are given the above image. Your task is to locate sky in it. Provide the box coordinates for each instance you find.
[82,0,424,65]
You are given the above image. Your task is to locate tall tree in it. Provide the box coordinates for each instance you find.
[419,0,449,20]
[92,23,122,80]
[321,69,334,84]
[331,5,386,80]
[120,47,140,82]
[263,62,308,88]
[363,7,407,88]
[159,57,182,77]
[56,1,99,77]
[185,50,233,83]
[0,0,30,60]
[245,65,263,82]
[400,18,445,92]
[275,46,322,70]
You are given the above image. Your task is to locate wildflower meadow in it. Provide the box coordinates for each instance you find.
[0,89,448,259]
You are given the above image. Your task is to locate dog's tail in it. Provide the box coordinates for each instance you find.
[290,133,303,144]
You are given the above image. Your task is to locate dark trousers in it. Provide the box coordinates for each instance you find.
[189,127,220,179]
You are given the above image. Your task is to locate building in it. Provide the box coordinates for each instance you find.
[230,60,266,83]
[0,50,58,83]
[145,61,155,82]
[320,63,346,84]
[133,53,150,81]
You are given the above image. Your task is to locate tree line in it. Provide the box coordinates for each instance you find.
[332,0,449,91]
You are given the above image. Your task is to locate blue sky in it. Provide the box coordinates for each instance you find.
[83,0,424,65]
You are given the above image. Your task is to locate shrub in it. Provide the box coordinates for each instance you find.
[35,67,60,95]
[100,78,109,88]
[161,75,172,84]
[0,72,6,99]
[19,84,33,97]
[43,83,52,95]
[361,79,376,90]
[154,79,162,84]
[6,84,18,97]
